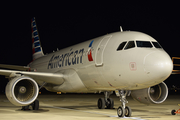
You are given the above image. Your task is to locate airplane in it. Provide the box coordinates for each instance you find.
[0,17,173,117]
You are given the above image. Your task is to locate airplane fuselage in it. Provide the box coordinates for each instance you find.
[29,31,173,93]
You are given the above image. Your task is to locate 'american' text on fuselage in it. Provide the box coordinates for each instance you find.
[48,48,84,69]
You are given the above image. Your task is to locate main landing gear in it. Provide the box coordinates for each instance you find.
[97,91,114,109]
[21,100,39,111]
[115,90,132,117]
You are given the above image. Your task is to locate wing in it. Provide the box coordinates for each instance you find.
[0,64,30,71]
[0,69,64,85]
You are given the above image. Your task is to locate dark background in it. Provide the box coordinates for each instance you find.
[0,2,180,94]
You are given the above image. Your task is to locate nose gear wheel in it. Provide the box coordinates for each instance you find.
[115,90,132,117]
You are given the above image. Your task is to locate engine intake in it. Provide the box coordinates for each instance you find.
[131,82,168,104]
[6,76,39,106]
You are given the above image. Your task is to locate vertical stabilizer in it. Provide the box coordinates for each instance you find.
[31,17,44,60]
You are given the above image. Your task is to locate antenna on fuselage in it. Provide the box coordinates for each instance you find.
[120,26,123,32]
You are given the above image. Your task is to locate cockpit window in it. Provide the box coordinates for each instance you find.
[124,41,135,50]
[117,41,127,51]
[136,41,153,48]
[152,42,162,48]
[117,40,162,51]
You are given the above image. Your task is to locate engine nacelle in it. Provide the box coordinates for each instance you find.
[131,82,168,104]
[5,76,39,106]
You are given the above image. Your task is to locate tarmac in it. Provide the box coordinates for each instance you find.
[0,93,180,120]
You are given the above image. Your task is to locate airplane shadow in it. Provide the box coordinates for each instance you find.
[50,104,97,109]
[15,109,49,113]
[15,104,97,113]
[0,104,97,113]
[132,108,171,116]
[0,106,49,113]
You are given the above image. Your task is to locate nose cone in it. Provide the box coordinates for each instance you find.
[144,51,173,82]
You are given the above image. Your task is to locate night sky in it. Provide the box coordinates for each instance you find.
[0,2,180,92]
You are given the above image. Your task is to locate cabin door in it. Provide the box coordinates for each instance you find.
[95,36,111,67]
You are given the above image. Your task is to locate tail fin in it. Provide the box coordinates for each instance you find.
[31,17,44,60]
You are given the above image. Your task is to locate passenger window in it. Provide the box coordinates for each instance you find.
[152,42,162,48]
[124,41,135,50]
[136,41,153,48]
[117,41,127,51]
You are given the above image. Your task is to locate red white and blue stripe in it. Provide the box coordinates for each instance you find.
[31,17,44,60]
[88,40,94,61]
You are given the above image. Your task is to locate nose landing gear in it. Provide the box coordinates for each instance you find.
[115,90,132,117]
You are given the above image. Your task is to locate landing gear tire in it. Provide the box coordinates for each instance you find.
[21,100,39,111]
[171,109,176,115]
[125,106,132,117]
[106,98,114,109]
[117,106,125,117]
[115,90,131,117]
[32,100,39,110]
[97,98,105,109]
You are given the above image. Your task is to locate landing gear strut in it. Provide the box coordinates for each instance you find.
[97,91,114,109]
[21,100,39,110]
[115,90,132,117]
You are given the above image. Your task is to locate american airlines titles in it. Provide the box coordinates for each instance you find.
[48,48,84,69]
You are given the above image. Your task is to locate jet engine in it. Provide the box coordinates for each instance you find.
[5,76,39,106]
[131,82,168,104]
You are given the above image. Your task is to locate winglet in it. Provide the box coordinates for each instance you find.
[31,17,44,60]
